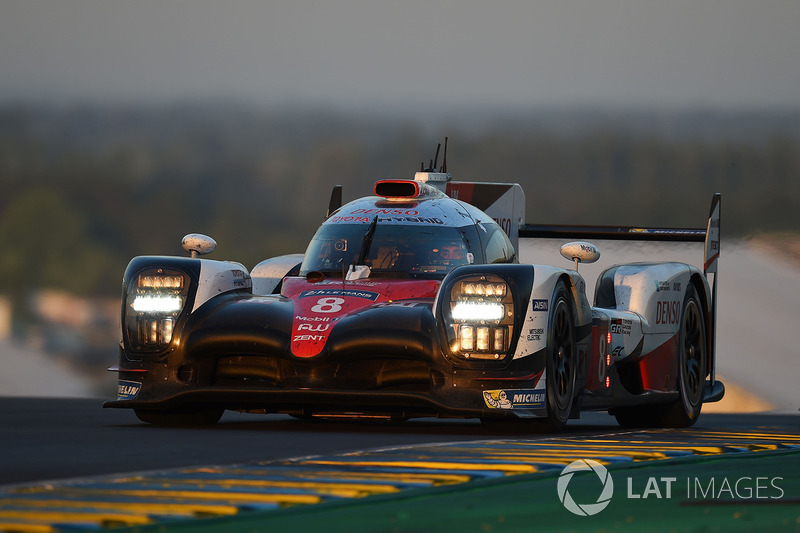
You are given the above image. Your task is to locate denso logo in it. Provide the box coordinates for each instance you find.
[494,217,512,235]
[351,208,420,216]
[655,301,681,325]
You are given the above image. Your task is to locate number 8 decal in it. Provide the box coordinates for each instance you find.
[311,297,345,313]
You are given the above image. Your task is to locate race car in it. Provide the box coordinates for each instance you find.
[105,142,724,430]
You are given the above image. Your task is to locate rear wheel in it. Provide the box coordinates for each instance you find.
[543,281,577,431]
[662,284,706,427]
[614,284,706,428]
[134,407,224,426]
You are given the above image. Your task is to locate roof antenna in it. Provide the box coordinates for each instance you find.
[432,143,441,171]
[441,137,448,173]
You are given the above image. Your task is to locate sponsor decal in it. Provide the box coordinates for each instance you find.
[300,289,379,301]
[494,217,512,234]
[526,328,544,341]
[295,315,337,322]
[655,280,671,292]
[293,334,325,341]
[531,299,549,312]
[374,301,427,308]
[328,215,443,224]
[297,323,330,332]
[117,380,141,400]
[655,300,681,325]
[351,208,420,216]
[232,270,248,288]
[610,319,632,335]
[483,389,545,409]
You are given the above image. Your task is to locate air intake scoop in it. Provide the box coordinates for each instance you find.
[374,179,443,200]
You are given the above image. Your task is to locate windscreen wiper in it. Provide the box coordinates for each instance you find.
[356,215,378,266]
[347,216,378,281]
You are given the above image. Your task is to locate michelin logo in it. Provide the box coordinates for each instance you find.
[484,389,546,409]
[118,380,142,400]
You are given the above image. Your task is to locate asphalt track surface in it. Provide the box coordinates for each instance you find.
[0,397,797,486]
[1,397,798,532]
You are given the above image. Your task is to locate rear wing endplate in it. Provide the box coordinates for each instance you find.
[445,181,526,254]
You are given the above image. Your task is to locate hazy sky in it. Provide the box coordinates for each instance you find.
[2,1,799,111]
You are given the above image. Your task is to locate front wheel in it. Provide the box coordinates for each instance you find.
[134,407,224,426]
[543,281,577,431]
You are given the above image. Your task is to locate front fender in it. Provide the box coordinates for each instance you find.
[121,256,251,360]
[511,265,592,360]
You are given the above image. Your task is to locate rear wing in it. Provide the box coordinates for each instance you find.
[519,193,721,276]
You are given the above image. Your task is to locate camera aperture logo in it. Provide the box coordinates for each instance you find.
[557,459,614,516]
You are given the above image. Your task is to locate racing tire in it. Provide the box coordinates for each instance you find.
[613,284,707,428]
[134,407,224,426]
[661,283,707,427]
[542,280,577,431]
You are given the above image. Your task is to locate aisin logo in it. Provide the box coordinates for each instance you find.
[557,459,614,516]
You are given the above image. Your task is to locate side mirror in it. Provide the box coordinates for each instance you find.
[182,234,217,258]
[559,241,600,271]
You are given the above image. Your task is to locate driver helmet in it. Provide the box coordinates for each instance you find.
[430,241,468,266]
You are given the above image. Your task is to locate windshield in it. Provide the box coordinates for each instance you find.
[300,223,481,279]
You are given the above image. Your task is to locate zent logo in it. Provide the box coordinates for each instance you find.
[557,459,614,516]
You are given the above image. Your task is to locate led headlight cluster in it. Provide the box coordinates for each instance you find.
[125,269,189,351]
[447,277,514,360]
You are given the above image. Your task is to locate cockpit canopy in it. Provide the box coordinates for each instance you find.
[300,223,481,278]
[300,197,516,279]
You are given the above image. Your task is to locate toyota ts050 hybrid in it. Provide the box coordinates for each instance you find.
[105,141,724,430]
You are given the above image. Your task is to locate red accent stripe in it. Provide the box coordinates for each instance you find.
[108,366,148,373]
[639,332,679,392]
[704,252,719,271]
[446,182,474,203]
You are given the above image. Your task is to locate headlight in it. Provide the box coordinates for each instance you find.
[445,276,514,360]
[125,268,189,352]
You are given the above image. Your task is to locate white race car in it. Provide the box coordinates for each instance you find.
[105,141,724,430]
